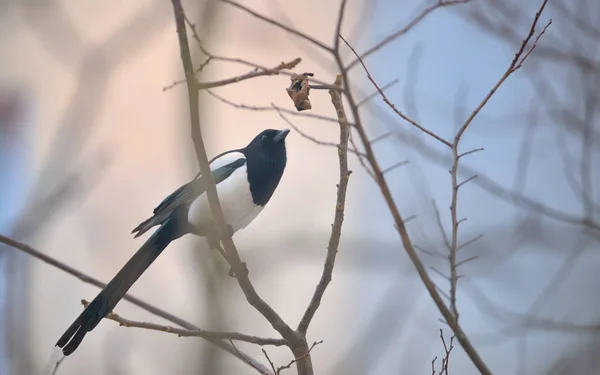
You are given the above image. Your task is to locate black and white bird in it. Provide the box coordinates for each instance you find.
[55,128,290,356]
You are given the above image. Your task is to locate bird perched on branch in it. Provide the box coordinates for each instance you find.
[56,128,290,356]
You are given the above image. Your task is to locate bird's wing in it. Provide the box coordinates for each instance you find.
[131,152,247,238]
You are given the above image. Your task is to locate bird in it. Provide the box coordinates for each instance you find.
[55,128,290,356]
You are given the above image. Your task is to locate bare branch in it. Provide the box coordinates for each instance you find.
[218,0,332,52]
[272,105,366,158]
[457,174,477,189]
[346,0,472,70]
[416,245,448,260]
[454,0,550,142]
[197,59,302,90]
[333,0,349,51]
[381,160,410,175]
[262,348,278,374]
[370,132,392,144]
[171,0,300,355]
[456,235,483,252]
[163,58,301,92]
[85,300,287,346]
[338,33,494,375]
[455,256,478,268]
[458,148,484,159]
[357,79,400,107]
[206,89,342,124]
[340,35,453,147]
[276,341,323,374]
[446,0,550,330]
[0,234,271,374]
[298,75,351,335]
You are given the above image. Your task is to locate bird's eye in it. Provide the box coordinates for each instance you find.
[261,135,268,141]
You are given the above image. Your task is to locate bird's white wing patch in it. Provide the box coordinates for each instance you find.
[207,151,245,171]
[188,151,264,234]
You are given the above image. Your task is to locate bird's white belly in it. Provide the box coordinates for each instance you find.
[187,166,264,234]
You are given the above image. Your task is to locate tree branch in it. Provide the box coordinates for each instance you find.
[346,0,471,70]
[218,0,332,52]
[0,234,272,374]
[170,0,303,367]
[340,35,452,147]
[337,37,494,375]
[83,300,286,346]
[297,74,351,335]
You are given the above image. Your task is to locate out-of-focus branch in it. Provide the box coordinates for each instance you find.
[206,89,342,125]
[297,74,351,335]
[218,0,332,52]
[335,0,550,373]
[448,0,550,319]
[338,34,494,375]
[0,234,272,374]
[345,0,472,70]
[342,38,452,147]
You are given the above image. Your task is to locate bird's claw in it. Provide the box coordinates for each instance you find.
[228,262,247,278]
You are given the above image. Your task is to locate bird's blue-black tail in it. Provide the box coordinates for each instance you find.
[55,218,179,356]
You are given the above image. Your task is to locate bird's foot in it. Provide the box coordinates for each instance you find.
[227,262,248,278]
[207,234,221,250]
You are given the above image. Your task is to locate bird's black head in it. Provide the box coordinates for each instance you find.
[241,128,289,206]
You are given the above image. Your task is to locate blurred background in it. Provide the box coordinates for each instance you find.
[0,0,598,374]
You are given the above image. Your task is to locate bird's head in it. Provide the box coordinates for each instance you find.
[242,128,290,163]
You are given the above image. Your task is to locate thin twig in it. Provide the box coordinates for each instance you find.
[346,0,471,70]
[357,79,400,107]
[340,35,453,147]
[382,160,410,175]
[457,174,477,189]
[456,235,483,252]
[196,59,302,90]
[455,0,550,141]
[86,300,286,346]
[458,148,484,159]
[218,0,332,52]
[206,89,342,124]
[333,0,349,51]
[277,341,324,374]
[163,59,301,91]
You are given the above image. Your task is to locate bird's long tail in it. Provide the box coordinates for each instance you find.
[55,218,179,356]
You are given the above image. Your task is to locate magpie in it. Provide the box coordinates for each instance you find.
[55,128,290,356]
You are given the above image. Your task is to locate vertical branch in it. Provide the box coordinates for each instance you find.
[337,38,493,375]
[297,74,351,335]
[449,146,461,318]
[170,4,309,375]
[170,0,204,168]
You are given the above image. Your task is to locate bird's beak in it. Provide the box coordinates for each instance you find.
[273,128,290,143]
